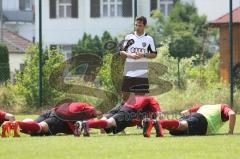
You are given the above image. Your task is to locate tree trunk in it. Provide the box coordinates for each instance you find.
[177,57,181,89]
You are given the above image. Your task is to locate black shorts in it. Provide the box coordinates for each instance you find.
[105,103,123,119]
[103,104,124,134]
[169,113,208,136]
[104,107,138,134]
[33,110,72,136]
[122,76,149,93]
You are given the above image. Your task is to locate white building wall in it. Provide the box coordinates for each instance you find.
[34,0,240,48]
[9,53,24,73]
[2,0,19,10]
[17,23,35,41]
[3,0,35,41]
[35,0,135,47]
[137,0,152,22]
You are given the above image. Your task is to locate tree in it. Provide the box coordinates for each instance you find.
[145,10,165,47]
[72,32,115,57]
[101,31,113,44]
[165,2,207,57]
[164,2,207,88]
[16,45,65,108]
[0,44,10,83]
[169,31,201,88]
[72,33,96,55]
[92,35,103,56]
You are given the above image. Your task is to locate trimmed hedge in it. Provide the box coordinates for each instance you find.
[0,44,10,83]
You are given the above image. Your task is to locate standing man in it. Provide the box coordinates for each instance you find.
[120,16,158,103]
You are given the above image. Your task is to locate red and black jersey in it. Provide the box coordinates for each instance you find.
[0,110,7,126]
[53,102,97,121]
[124,95,160,112]
[0,110,6,119]
[188,104,232,122]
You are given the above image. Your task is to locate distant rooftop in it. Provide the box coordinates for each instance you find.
[1,29,32,53]
[210,7,240,26]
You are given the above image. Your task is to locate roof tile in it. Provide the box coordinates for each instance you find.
[1,29,32,53]
[210,7,240,25]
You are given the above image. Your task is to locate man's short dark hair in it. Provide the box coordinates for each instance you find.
[135,16,147,26]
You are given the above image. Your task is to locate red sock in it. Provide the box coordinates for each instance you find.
[87,120,108,129]
[159,120,180,130]
[17,121,41,134]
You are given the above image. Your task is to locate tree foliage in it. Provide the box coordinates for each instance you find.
[72,31,116,57]
[16,45,65,108]
[165,2,207,59]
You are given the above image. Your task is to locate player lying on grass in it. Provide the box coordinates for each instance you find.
[1,101,101,137]
[0,110,15,126]
[74,93,163,137]
[99,95,158,134]
[142,104,236,137]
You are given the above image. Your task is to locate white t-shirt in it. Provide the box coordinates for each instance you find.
[123,32,157,78]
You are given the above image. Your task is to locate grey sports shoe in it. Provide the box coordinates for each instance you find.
[74,121,83,137]
[82,121,90,137]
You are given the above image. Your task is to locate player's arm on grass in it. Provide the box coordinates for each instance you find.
[180,104,201,116]
[221,104,236,135]
[228,110,236,134]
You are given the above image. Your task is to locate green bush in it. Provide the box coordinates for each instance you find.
[152,42,195,89]
[0,83,26,112]
[96,52,124,111]
[156,82,240,112]
[187,53,220,88]
[15,45,65,108]
[0,44,10,83]
[154,51,240,112]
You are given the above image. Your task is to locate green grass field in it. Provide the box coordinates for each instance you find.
[1,115,240,159]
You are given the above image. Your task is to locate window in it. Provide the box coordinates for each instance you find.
[90,0,132,18]
[159,0,173,16]
[101,0,122,17]
[57,0,72,18]
[19,0,33,11]
[50,0,78,19]
[60,45,72,60]
[25,0,32,10]
[20,64,25,72]
[50,45,72,60]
